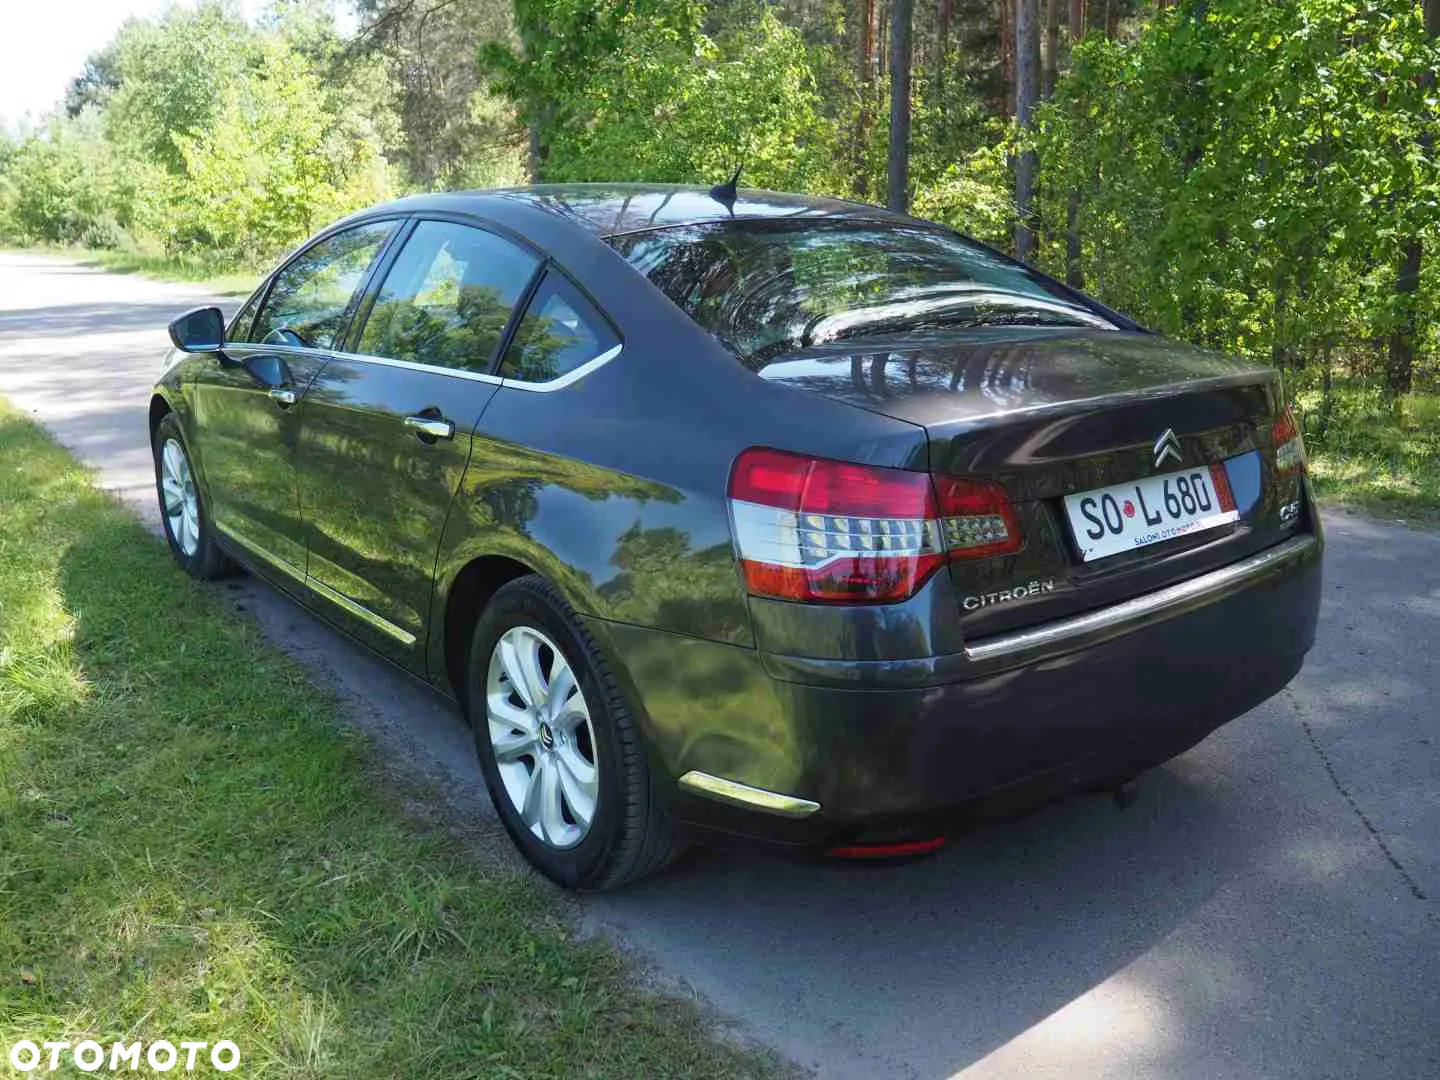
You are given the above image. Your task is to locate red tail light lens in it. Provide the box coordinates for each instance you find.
[728,448,1022,604]
[1271,406,1307,475]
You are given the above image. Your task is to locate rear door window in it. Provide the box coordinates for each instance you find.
[497,271,619,384]
[355,219,540,373]
[249,221,394,348]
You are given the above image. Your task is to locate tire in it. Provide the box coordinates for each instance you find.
[152,413,232,580]
[466,574,684,890]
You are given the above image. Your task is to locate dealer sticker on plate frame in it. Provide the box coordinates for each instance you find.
[1064,464,1238,562]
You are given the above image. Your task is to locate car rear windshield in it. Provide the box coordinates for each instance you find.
[610,219,1117,368]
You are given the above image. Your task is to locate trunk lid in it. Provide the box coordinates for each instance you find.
[757,327,1306,638]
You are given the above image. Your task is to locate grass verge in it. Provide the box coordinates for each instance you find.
[1293,378,1440,524]
[0,403,777,1078]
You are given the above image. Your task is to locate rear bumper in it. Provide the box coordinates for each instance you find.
[590,528,1322,847]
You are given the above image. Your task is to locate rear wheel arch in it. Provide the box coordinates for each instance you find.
[441,554,537,705]
[438,555,656,757]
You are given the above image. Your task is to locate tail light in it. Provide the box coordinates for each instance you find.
[728,447,1022,604]
[1272,406,1307,476]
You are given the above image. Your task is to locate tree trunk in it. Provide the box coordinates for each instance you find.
[1044,0,1060,98]
[854,0,877,199]
[1063,0,1087,285]
[1014,0,1041,260]
[1388,240,1423,394]
[1000,0,1014,118]
[1386,0,1438,394]
[1104,0,1118,38]
[888,0,914,212]
[937,0,952,97]
[1069,0,1085,47]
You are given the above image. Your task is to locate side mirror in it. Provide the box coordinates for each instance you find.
[168,306,226,353]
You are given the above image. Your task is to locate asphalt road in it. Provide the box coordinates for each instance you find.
[3,251,1436,1080]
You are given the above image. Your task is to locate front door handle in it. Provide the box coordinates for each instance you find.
[268,387,297,407]
[404,415,455,441]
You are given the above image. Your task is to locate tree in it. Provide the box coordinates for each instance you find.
[1388,0,1440,394]
[1013,0,1041,259]
[1064,0,1084,285]
[485,1,839,191]
[1043,0,1060,98]
[1034,0,1438,374]
[855,0,877,198]
[888,0,914,211]
[63,44,122,118]
[351,0,521,188]
[104,3,257,175]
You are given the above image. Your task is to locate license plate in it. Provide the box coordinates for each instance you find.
[1064,466,1238,562]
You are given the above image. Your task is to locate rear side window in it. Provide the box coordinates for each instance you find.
[612,220,1114,368]
[356,219,540,372]
[498,271,619,384]
[248,221,393,348]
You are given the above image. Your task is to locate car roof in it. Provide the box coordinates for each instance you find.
[367,183,911,239]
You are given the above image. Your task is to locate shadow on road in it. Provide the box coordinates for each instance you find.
[1,290,238,515]
[1,297,204,337]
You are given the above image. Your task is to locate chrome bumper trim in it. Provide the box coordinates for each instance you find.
[965,534,1318,665]
[678,771,821,818]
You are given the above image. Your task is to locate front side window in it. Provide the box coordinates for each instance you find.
[612,220,1115,368]
[227,287,263,343]
[249,221,394,348]
[498,271,618,384]
[357,220,540,372]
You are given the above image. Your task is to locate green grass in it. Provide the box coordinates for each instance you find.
[0,403,779,1079]
[3,244,260,296]
[1294,378,1440,523]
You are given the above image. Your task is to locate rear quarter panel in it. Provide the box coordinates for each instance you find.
[424,204,929,682]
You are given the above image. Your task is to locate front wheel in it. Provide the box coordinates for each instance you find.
[152,413,232,580]
[466,575,683,889]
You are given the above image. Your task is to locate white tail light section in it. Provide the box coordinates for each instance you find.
[1272,406,1307,476]
[728,448,1022,604]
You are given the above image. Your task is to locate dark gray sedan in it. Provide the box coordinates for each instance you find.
[151,185,1322,888]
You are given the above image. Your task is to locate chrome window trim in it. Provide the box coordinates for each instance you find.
[964,533,1318,665]
[330,349,503,385]
[514,342,623,392]
[327,342,624,392]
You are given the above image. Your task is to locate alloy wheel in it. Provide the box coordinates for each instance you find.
[160,437,200,557]
[485,625,600,850]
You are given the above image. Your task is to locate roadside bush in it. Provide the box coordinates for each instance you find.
[0,1,396,268]
[0,113,132,248]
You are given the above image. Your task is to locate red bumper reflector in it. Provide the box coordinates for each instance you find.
[1208,461,1237,513]
[827,836,948,859]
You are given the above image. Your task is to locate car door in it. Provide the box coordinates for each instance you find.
[191,220,396,581]
[294,216,542,668]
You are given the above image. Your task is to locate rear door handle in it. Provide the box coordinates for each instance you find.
[268,387,297,407]
[404,415,455,441]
